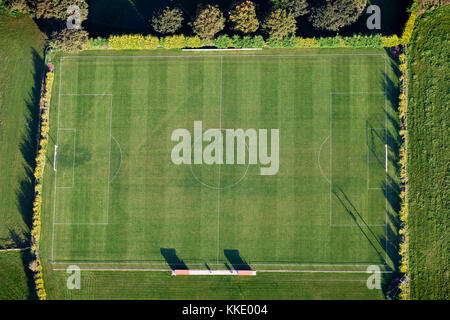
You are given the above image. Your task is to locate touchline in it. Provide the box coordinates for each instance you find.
[171,121,279,176]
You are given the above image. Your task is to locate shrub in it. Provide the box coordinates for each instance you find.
[214,34,232,49]
[29,69,54,301]
[297,37,319,48]
[251,35,265,48]
[186,36,202,48]
[143,36,160,49]
[151,6,184,35]
[232,35,244,48]
[162,35,186,49]
[343,34,382,48]
[283,35,297,48]
[88,37,109,49]
[51,27,89,53]
[266,37,283,48]
[401,12,416,44]
[241,35,253,48]
[192,4,225,40]
[382,35,401,48]
[109,34,159,50]
[318,35,342,48]
[229,0,259,34]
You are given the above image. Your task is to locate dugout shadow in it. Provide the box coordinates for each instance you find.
[160,248,188,270]
[224,249,251,271]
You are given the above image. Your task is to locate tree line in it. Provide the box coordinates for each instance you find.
[3,0,370,40]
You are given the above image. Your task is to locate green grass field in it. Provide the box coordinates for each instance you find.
[407,5,449,299]
[0,13,45,248]
[41,48,399,299]
[0,13,45,300]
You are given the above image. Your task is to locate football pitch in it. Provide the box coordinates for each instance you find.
[42,49,399,298]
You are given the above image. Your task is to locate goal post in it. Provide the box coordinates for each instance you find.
[54,145,58,171]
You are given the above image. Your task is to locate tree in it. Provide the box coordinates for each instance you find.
[309,0,367,31]
[229,0,259,34]
[192,4,225,40]
[271,0,309,18]
[151,6,184,35]
[4,0,35,15]
[51,27,89,53]
[263,8,297,39]
[35,0,88,22]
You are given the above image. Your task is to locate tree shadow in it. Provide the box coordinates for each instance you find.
[224,249,251,270]
[8,229,27,248]
[160,248,188,270]
[20,250,38,300]
[15,49,44,238]
[333,187,385,259]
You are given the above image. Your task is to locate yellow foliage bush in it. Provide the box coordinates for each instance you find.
[29,68,55,300]
[163,35,187,49]
[109,35,160,50]
[381,35,400,48]
[401,12,416,45]
[297,37,319,48]
[186,36,202,48]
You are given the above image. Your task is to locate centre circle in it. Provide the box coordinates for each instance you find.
[189,129,250,190]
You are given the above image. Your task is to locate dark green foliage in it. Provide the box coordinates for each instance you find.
[230,35,264,48]
[309,0,367,31]
[283,35,297,47]
[35,0,89,22]
[151,6,184,35]
[51,27,89,53]
[3,0,33,16]
[318,35,342,47]
[271,0,309,17]
[88,37,108,48]
[407,5,449,300]
[251,35,265,48]
[263,8,297,39]
[241,35,262,47]
[343,34,382,48]
[214,34,232,48]
[417,0,449,14]
[266,37,283,47]
[232,34,243,48]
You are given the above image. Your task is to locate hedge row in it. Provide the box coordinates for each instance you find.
[30,69,54,300]
[103,33,402,50]
[397,1,419,300]
[397,51,409,301]
[99,4,419,51]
